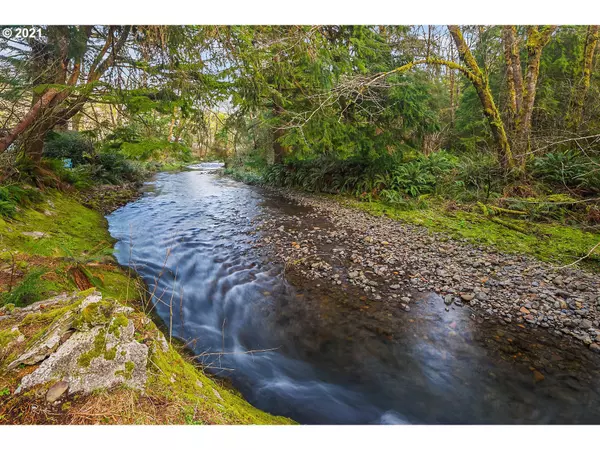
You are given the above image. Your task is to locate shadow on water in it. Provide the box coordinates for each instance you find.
[107,167,600,424]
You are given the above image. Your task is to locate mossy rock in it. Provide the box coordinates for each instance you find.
[73,300,115,330]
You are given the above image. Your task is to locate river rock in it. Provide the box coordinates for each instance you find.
[460,293,475,302]
[252,185,600,352]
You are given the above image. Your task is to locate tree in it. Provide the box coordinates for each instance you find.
[0,26,132,159]
[567,25,600,132]
[515,25,557,156]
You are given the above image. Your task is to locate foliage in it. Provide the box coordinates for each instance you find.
[532,151,600,193]
[254,150,458,202]
[0,185,43,218]
[43,132,94,166]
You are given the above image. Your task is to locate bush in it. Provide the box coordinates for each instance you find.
[78,152,147,185]
[532,151,600,193]
[445,153,506,202]
[258,151,458,201]
[43,131,94,166]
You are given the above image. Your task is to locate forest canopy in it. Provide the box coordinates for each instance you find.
[1,25,599,213]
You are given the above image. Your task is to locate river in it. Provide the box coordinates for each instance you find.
[107,164,600,424]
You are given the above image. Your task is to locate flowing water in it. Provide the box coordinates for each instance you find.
[107,165,600,424]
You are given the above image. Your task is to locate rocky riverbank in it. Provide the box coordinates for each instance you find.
[252,188,600,354]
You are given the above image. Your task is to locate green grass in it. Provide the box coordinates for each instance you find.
[1,269,66,307]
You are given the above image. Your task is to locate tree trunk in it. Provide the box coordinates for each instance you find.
[448,26,515,169]
[272,103,287,164]
[273,126,286,164]
[0,26,130,160]
[567,25,600,132]
[515,26,557,162]
[0,89,60,154]
[502,26,523,127]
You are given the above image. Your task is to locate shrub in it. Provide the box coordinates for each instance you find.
[448,153,506,201]
[258,151,457,200]
[43,131,94,166]
[532,151,600,193]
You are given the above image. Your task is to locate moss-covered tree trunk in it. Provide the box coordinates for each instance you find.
[567,25,600,133]
[448,26,515,169]
[502,26,524,127]
[514,26,557,165]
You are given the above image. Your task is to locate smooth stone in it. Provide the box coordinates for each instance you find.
[46,381,69,403]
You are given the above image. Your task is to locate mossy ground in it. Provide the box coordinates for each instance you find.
[0,189,293,424]
[341,196,600,271]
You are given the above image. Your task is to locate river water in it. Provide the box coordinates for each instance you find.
[107,165,600,424]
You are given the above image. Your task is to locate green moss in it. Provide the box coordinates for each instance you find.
[22,299,81,327]
[148,343,294,424]
[346,197,600,270]
[78,331,108,368]
[73,300,114,330]
[108,314,129,338]
[0,329,19,348]
[89,268,142,305]
[115,361,135,380]
[0,192,113,259]
[0,269,66,307]
[105,346,117,361]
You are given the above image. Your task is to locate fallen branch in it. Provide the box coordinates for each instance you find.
[558,241,600,269]
[490,217,527,233]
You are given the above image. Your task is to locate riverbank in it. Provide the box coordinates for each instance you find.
[248,186,600,354]
[0,186,293,424]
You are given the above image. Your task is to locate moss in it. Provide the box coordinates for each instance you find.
[115,361,135,380]
[346,197,600,270]
[148,343,294,424]
[0,192,113,259]
[108,314,129,338]
[76,288,98,299]
[78,331,108,368]
[104,346,117,361]
[73,300,114,330]
[0,329,19,348]
[22,299,81,327]
[0,269,66,307]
